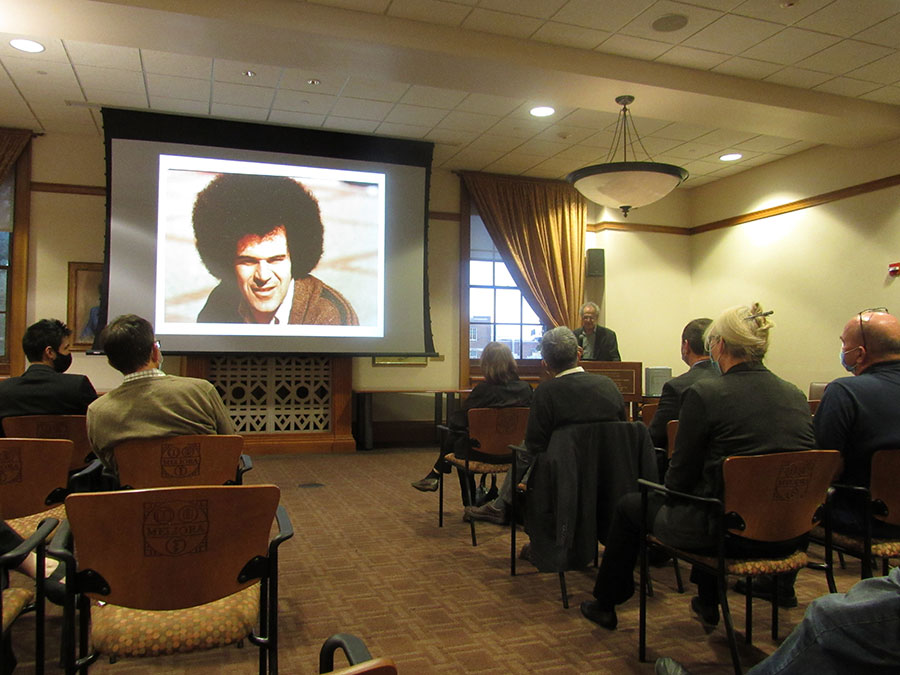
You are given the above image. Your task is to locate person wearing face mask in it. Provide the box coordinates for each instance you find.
[0,318,97,429]
[815,308,900,538]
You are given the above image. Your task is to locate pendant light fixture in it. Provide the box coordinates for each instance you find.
[566,95,688,218]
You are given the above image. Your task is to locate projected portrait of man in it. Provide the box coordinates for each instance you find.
[192,173,359,325]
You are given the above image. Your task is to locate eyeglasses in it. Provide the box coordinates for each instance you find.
[858,307,888,352]
[704,334,720,353]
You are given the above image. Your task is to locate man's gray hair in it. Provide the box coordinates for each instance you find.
[580,301,600,316]
[541,326,579,371]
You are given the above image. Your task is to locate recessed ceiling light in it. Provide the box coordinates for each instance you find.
[719,153,743,162]
[651,14,688,33]
[530,106,555,117]
[10,38,45,53]
[307,78,321,86]
[243,70,256,78]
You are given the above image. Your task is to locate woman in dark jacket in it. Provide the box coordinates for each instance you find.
[581,303,815,631]
[411,341,532,493]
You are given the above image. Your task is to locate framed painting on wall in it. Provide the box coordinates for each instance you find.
[67,262,103,350]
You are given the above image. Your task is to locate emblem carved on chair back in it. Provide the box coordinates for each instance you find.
[772,458,814,501]
[159,442,202,479]
[0,447,22,484]
[143,499,210,557]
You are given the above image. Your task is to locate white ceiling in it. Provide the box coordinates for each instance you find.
[2,0,900,188]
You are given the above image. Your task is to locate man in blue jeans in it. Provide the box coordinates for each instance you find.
[656,567,900,674]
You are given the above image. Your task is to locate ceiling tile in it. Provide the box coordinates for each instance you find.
[551,0,654,32]
[321,116,380,133]
[479,0,568,20]
[665,141,721,160]
[655,46,729,69]
[636,136,683,155]
[795,40,892,75]
[149,96,210,116]
[0,34,69,62]
[375,121,432,138]
[341,77,409,102]
[271,90,336,115]
[147,73,210,102]
[551,144,606,162]
[464,135,525,153]
[533,124,596,144]
[481,154,544,174]
[461,9,543,38]
[683,14,782,54]
[456,93,523,116]
[597,34,672,59]
[860,85,900,105]
[795,0,899,38]
[267,110,326,127]
[399,85,468,109]
[711,56,782,79]
[653,121,715,141]
[35,107,99,134]
[213,59,281,87]
[383,103,447,126]
[731,0,832,25]
[210,103,268,121]
[441,147,505,171]
[846,52,900,85]
[425,128,476,146]
[212,82,275,108]
[75,65,145,94]
[853,13,900,48]
[141,50,212,79]
[279,69,349,95]
[83,88,148,109]
[579,129,617,149]
[521,157,574,178]
[741,27,840,65]
[387,0,471,26]
[560,108,621,129]
[770,140,817,155]
[531,21,609,50]
[694,128,757,146]
[681,158,723,175]
[487,116,552,138]
[64,40,141,70]
[1,55,77,81]
[308,0,390,12]
[813,77,879,97]
[437,110,501,133]
[513,137,569,156]
[619,0,724,45]
[763,67,832,88]
[734,134,796,151]
[329,97,393,121]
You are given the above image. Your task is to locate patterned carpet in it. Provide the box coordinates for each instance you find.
[12,447,866,674]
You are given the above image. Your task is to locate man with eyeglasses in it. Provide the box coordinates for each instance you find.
[816,308,900,537]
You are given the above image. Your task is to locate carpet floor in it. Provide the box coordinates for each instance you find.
[11,447,868,674]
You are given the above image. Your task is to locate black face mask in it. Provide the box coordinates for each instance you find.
[52,351,72,373]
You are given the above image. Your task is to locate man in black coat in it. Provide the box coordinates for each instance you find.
[464,326,625,524]
[647,318,717,450]
[573,301,620,361]
[0,319,97,428]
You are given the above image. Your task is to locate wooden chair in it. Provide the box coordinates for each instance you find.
[808,381,829,401]
[640,402,658,426]
[0,438,73,539]
[114,434,251,488]
[810,448,900,583]
[666,419,678,458]
[319,633,397,674]
[438,407,529,553]
[2,415,92,472]
[1,516,59,675]
[49,484,292,674]
[638,450,842,675]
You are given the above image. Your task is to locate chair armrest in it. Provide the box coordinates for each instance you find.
[47,520,75,568]
[319,633,373,672]
[271,505,294,549]
[637,478,723,507]
[0,517,59,569]
[235,453,253,484]
[67,459,117,493]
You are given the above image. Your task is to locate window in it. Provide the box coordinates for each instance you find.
[0,168,13,359]
[469,216,543,359]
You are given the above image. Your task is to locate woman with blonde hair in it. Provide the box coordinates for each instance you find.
[411,341,532,494]
[582,303,815,631]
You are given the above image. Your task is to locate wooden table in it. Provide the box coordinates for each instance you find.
[352,388,472,451]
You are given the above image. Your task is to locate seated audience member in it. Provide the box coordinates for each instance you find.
[647,318,716,450]
[815,308,900,537]
[0,520,65,603]
[0,318,97,427]
[573,301,620,361]
[464,326,625,525]
[87,314,234,479]
[581,303,815,631]
[411,341,532,494]
[656,566,900,675]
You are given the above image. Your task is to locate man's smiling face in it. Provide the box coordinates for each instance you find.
[233,225,293,322]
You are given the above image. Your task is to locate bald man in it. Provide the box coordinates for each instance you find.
[816,308,900,536]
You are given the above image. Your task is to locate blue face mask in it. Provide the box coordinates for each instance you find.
[710,357,722,375]
[840,347,858,373]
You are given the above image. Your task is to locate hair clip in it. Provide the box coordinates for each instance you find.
[745,310,773,320]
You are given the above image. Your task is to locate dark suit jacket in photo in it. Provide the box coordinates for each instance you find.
[647,359,718,449]
[573,326,620,361]
[0,363,97,430]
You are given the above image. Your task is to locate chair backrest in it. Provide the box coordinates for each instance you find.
[641,402,658,426]
[2,415,91,471]
[466,407,529,457]
[0,438,73,518]
[114,435,245,488]
[722,450,842,541]
[330,659,398,675]
[870,449,900,526]
[666,420,678,458]
[65,484,280,610]
[808,381,829,400]
[808,399,821,415]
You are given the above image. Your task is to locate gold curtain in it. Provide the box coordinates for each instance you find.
[461,171,586,329]
[0,128,32,185]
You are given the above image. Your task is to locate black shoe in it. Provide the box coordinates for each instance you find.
[463,502,508,525]
[411,476,439,492]
[733,577,798,608]
[580,600,617,630]
[690,596,719,634]
[655,658,691,675]
[43,561,67,606]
